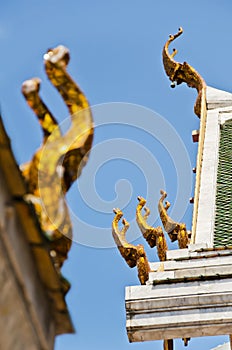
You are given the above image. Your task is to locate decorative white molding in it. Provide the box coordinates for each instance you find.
[126,278,232,342]
[207,86,232,110]
[219,108,232,126]
[126,253,232,343]
[194,108,220,246]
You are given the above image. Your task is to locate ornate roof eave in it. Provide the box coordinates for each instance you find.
[0,115,74,335]
[162,27,206,118]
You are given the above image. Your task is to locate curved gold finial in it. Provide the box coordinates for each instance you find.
[21,45,94,270]
[112,208,150,285]
[158,190,190,249]
[136,196,167,261]
[162,27,206,117]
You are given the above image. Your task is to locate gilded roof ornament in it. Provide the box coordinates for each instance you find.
[21,45,94,270]
[112,208,150,285]
[136,196,167,261]
[162,27,206,117]
[158,190,189,249]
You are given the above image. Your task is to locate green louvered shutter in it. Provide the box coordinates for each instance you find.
[214,120,232,246]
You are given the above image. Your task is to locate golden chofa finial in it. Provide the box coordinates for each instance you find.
[162,27,206,118]
[158,190,190,249]
[21,45,94,270]
[136,196,167,261]
[112,208,150,285]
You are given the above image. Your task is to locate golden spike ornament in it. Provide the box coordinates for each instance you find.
[21,78,60,142]
[21,78,62,197]
[136,196,167,261]
[162,27,206,118]
[21,45,94,269]
[158,190,190,249]
[112,208,150,285]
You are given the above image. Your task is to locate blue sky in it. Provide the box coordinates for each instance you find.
[1,1,232,349]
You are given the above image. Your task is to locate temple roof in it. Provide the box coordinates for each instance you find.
[0,115,74,335]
